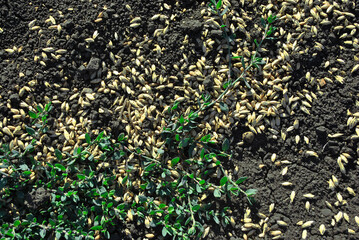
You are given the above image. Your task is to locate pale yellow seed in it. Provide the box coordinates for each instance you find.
[269,203,275,213]
[332,175,339,186]
[331,218,335,226]
[352,64,359,74]
[203,227,210,238]
[271,153,277,162]
[348,228,356,234]
[337,193,343,202]
[303,193,315,199]
[290,191,296,203]
[281,182,293,186]
[270,230,282,236]
[334,211,343,223]
[145,233,155,238]
[328,179,335,190]
[145,217,150,228]
[347,187,355,196]
[276,220,288,227]
[325,201,333,210]
[302,229,307,239]
[319,224,326,235]
[302,220,314,228]
[281,167,288,176]
[344,212,349,223]
[127,210,133,221]
[355,216,359,226]
[230,217,235,227]
[304,150,318,158]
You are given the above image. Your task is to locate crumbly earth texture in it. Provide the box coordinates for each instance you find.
[1,0,359,239]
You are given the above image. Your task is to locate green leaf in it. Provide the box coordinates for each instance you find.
[55,163,66,172]
[5,230,14,237]
[37,105,43,113]
[172,101,179,111]
[179,115,184,124]
[245,189,257,196]
[199,180,206,185]
[13,220,21,227]
[40,228,46,238]
[223,81,229,89]
[220,24,226,28]
[122,175,128,184]
[104,230,110,239]
[201,134,211,143]
[85,133,91,144]
[216,0,222,9]
[200,148,205,159]
[44,102,52,112]
[267,15,276,24]
[214,189,221,198]
[192,205,200,211]
[23,171,32,176]
[55,149,62,161]
[171,157,180,166]
[117,133,125,141]
[162,226,168,237]
[220,176,228,186]
[219,102,229,112]
[220,6,229,16]
[91,225,103,230]
[95,131,104,142]
[25,126,36,136]
[29,111,37,119]
[232,56,242,59]
[196,184,202,193]
[222,138,230,151]
[235,177,248,184]
[254,39,259,48]
[49,219,56,227]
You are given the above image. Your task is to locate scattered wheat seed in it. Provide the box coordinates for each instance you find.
[269,203,275,213]
[303,193,315,199]
[276,220,288,227]
[281,182,293,186]
[290,191,296,203]
[319,224,326,235]
[334,211,343,223]
[346,187,355,196]
[332,175,339,186]
[336,193,343,202]
[270,230,282,236]
[304,150,318,158]
[145,233,155,238]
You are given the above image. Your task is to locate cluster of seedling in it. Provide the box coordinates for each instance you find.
[0,0,276,239]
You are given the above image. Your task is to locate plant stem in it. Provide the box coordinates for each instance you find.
[187,195,196,231]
